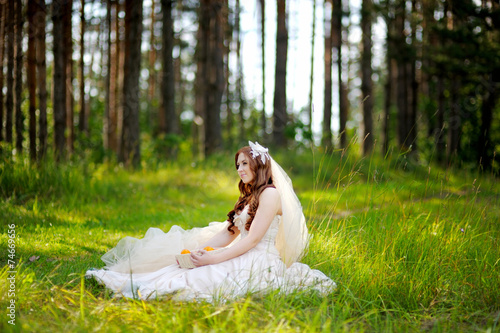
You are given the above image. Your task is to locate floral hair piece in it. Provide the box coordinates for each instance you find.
[249,141,270,164]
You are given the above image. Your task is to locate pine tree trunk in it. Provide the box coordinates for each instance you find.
[161,0,178,137]
[120,0,143,167]
[395,0,408,151]
[0,2,6,144]
[478,76,497,169]
[273,0,288,147]
[333,0,347,149]
[235,0,245,140]
[307,0,316,137]
[382,17,394,156]
[223,0,233,142]
[14,0,24,154]
[322,0,332,149]
[407,0,418,153]
[446,80,461,164]
[64,0,74,155]
[361,0,373,155]
[78,0,87,135]
[204,0,224,156]
[5,0,14,144]
[259,0,266,134]
[36,0,48,160]
[435,77,445,163]
[104,0,112,152]
[52,0,67,160]
[148,0,156,133]
[27,0,37,161]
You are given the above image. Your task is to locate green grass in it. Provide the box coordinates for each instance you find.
[0,148,499,332]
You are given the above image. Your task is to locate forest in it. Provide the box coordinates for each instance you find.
[0,0,498,170]
[1,1,500,332]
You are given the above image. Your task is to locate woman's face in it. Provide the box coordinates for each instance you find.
[236,153,255,184]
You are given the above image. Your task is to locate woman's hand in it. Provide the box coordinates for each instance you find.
[190,250,218,267]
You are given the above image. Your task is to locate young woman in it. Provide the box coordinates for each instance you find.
[86,142,335,301]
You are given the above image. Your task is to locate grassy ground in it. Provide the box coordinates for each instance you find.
[0,148,499,332]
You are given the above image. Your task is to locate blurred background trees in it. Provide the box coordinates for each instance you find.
[0,0,498,171]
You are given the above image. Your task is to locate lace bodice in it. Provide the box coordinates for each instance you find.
[233,206,281,253]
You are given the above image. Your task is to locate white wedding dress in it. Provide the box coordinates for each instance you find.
[86,206,336,302]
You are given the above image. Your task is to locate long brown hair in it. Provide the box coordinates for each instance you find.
[227,146,273,233]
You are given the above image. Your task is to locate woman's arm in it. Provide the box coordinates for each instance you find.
[191,188,281,267]
[196,226,240,250]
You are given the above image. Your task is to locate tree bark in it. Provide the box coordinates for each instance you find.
[161,0,178,136]
[203,0,224,156]
[0,2,6,144]
[235,0,245,140]
[148,0,157,133]
[382,31,394,156]
[5,0,13,144]
[52,0,67,160]
[78,0,88,135]
[259,0,266,134]
[333,0,347,149]
[104,0,112,152]
[36,0,48,160]
[395,0,408,151]
[64,0,74,155]
[14,0,24,154]
[27,0,37,161]
[307,0,316,137]
[273,0,288,147]
[478,76,497,169]
[446,79,461,164]
[120,0,143,167]
[322,0,333,149]
[361,0,373,155]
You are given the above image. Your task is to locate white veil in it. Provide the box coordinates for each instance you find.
[249,141,309,267]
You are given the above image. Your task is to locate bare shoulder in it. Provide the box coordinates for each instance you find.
[260,187,280,200]
[258,187,282,215]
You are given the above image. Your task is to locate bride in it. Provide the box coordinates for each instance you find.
[86,142,336,301]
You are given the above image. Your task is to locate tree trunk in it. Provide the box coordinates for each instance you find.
[446,79,461,164]
[0,2,6,144]
[14,0,24,154]
[361,0,373,155]
[148,0,157,133]
[322,0,333,149]
[36,0,48,160]
[120,0,143,167]
[64,0,74,155]
[407,0,418,153]
[435,76,445,163]
[52,0,67,160]
[235,0,245,140]
[273,0,288,147]
[259,0,266,134]
[307,0,316,137]
[5,0,13,144]
[478,76,497,169]
[395,0,408,151]
[27,0,37,161]
[78,0,87,135]
[203,0,224,156]
[382,26,394,156]
[104,0,112,152]
[333,0,347,149]
[223,0,233,142]
[161,0,178,137]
